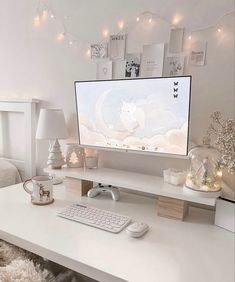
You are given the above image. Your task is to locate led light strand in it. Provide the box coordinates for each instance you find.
[33,1,234,53]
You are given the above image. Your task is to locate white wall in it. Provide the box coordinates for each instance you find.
[0,1,234,188]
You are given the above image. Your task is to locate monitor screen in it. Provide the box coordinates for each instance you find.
[75,76,191,156]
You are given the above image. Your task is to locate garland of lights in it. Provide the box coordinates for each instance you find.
[34,0,234,56]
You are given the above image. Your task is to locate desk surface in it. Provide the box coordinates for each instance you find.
[0,184,234,282]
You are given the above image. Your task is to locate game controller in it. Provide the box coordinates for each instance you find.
[87,183,120,201]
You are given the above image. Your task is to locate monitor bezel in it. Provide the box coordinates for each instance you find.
[74,75,192,158]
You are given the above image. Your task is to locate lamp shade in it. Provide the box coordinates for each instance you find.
[36,109,68,140]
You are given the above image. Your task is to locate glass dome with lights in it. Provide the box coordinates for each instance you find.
[185,143,223,197]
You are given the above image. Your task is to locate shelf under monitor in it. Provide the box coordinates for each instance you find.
[44,167,217,207]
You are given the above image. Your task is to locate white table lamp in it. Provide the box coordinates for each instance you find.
[36,109,68,171]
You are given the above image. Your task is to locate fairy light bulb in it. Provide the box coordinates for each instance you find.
[216,170,223,177]
[118,20,124,30]
[103,29,109,38]
[217,28,222,33]
[57,32,65,41]
[42,10,48,20]
[202,185,209,191]
[136,16,140,22]
[34,15,41,28]
[50,13,54,19]
[188,35,192,40]
[69,40,73,45]
[86,48,91,57]
[172,15,182,26]
[148,17,152,24]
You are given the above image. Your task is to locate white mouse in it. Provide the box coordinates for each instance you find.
[126,222,149,238]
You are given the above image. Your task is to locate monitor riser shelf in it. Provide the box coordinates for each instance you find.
[44,167,218,220]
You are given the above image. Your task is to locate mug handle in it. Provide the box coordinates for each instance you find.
[23,179,33,195]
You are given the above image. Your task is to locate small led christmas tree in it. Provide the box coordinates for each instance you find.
[67,151,79,167]
[65,144,84,168]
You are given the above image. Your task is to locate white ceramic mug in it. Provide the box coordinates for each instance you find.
[23,176,54,205]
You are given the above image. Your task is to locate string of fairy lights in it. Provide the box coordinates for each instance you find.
[33,0,234,56]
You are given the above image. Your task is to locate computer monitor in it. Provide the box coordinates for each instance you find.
[75,76,191,157]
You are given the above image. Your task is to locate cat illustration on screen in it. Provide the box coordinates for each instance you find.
[174,81,179,86]
[94,90,145,140]
[173,94,178,98]
[173,88,178,92]
[120,102,145,132]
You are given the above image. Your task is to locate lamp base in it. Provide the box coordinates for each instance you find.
[52,177,63,185]
[48,173,64,185]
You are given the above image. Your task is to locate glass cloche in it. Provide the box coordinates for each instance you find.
[185,144,222,195]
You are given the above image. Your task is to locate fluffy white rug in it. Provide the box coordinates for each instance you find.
[0,259,54,282]
[0,240,42,267]
[0,240,96,282]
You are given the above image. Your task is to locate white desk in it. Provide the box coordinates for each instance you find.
[0,184,234,282]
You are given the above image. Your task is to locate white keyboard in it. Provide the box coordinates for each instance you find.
[58,203,132,233]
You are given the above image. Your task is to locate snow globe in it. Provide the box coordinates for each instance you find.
[185,142,222,197]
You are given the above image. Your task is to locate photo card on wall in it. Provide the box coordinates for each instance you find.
[125,53,141,78]
[91,43,108,59]
[113,61,126,79]
[164,55,185,76]
[169,28,184,53]
[189,41,207,66]
[141,43,165,77]
[96,61,112,80]
[110,34,126,61]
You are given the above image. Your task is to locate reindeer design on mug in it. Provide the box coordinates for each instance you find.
[37,183,50,201]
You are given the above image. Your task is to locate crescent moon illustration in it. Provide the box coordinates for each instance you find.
[94,89,135,140]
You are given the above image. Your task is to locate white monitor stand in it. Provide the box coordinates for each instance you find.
[44,166,221,221]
